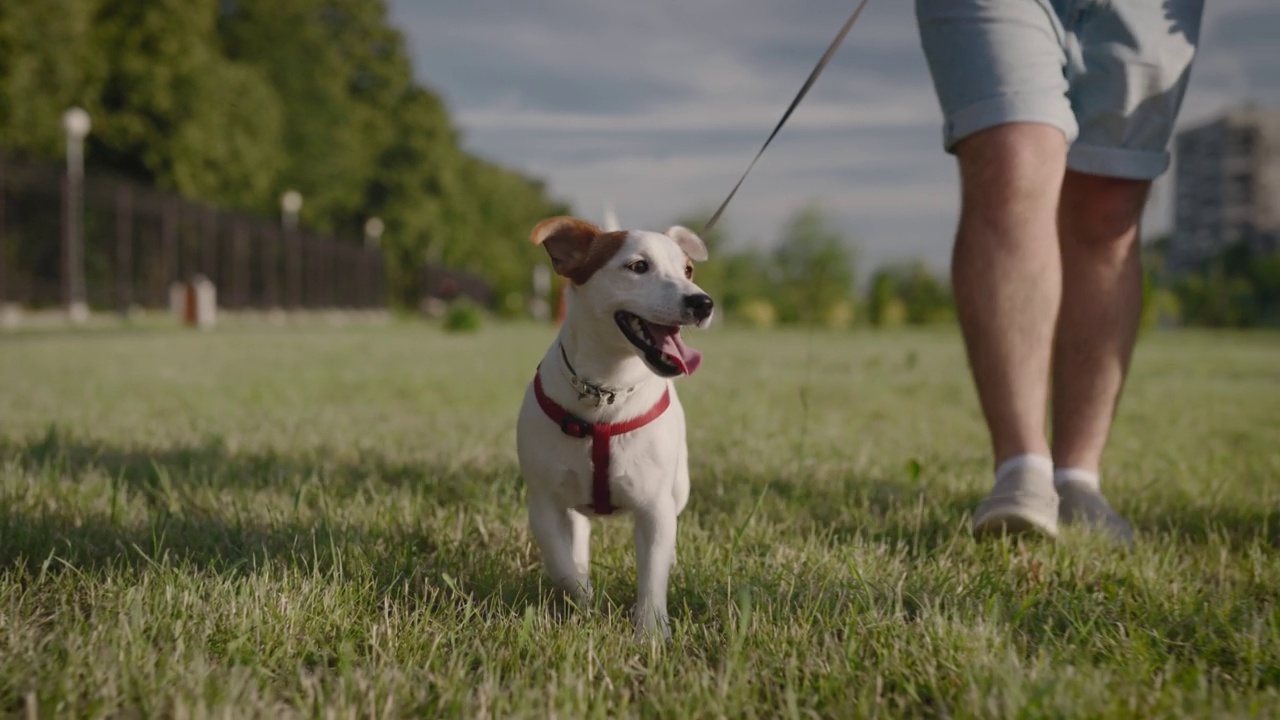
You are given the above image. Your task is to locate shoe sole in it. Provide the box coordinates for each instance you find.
[972,509,1058,540]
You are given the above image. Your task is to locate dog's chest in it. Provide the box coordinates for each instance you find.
[518,403,682,512]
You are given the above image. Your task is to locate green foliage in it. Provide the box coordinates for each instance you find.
[1150,240,1280,328]
[434,156,570,310]
[0,0,98,157]
[867,270,899,327]
[217,0,569,307]
[86,0,285,209]
[442,298,484,333]
[219,0,410,230]
[677,206,858,327]
[867,261,954,326]
[1174,267,1259,328]
[768,206,858,325]
[0,0,567,311]
[718,251,773,321]
[738,298,777,328]
[1140,258,1183,331]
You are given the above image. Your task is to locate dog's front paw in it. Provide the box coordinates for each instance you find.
[631,606,671,642]
[555,578,592,608]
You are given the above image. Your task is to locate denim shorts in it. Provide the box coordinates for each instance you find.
[915,0,1206,180]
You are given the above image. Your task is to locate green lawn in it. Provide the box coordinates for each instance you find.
[1,321,1278,718]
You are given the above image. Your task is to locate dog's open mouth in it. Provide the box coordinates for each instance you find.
[614,311,703,377]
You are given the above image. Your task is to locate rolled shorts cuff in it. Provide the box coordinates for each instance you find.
[1066,142,1171,180]
[943,94,1078,152]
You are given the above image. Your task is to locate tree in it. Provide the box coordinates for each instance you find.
[1174,267,1256,328]
[0,0,99,159]
[768,206,858,325]
[436,155,569,312]
[218,0,406,230]
[90,0,285,209]
[865,261,953,327]
[719,249,772,320]
[0,0,572,312]
[866,268,904,327]
[218,0,569,308]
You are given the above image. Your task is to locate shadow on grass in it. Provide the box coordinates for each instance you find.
[1136,503,1280,550]
[0,426,550,617]
[0,425,509,501]
[0,426,993,636]
[4,426,1272,637]
[692,467,986,556]
[1,426,984,581]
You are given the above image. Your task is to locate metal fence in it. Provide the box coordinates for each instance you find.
[0,154,387,313]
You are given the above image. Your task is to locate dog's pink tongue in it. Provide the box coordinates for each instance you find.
[649,325,702,375]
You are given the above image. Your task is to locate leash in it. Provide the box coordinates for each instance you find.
[709,2,871,594]
[703,0,872,234]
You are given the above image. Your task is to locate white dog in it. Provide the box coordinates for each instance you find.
[516,215,714,638]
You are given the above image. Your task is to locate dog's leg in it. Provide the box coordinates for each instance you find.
[528,491,592,605]
[569,508,591,584]
[632,498,677,639]
[673,440,691,516]
[666,447,690,573]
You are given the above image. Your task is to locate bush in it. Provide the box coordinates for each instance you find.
[738,298,777,329]
[878,297,908,328]
[443,300,484,333]
[824,299,855,329]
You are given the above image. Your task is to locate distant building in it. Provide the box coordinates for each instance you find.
[1171,105,1280,272]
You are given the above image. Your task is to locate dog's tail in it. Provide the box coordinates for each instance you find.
[603,200,621,232]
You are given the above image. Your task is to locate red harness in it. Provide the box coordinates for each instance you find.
[532,369,671,515]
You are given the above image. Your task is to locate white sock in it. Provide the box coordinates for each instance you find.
[1054,467,1100,491]
[995,454,1053,484]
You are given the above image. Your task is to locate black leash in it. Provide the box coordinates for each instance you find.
[703,0,872,234]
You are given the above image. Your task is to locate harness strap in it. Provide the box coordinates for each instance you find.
[533,369,671,514]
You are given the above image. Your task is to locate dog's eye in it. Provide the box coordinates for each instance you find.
[627,260,650,274]
[684,264,694,279]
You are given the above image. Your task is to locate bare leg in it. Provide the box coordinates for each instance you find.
[1049,170,1148,543]
[951,124,1067,467]
[950,123,1069,537]
[1052,170,1150,472]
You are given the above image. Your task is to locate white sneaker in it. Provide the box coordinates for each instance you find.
[1057,479,1135,546]
[972,462,1059,539]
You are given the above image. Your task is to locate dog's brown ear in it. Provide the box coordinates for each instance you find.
[665,225,708,262]
[531,216,624,284]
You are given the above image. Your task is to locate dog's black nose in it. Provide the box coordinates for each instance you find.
[684,293,714,321]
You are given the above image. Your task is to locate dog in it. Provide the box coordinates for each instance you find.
[516,215,714,639]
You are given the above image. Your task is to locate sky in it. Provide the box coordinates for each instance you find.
[385,0,1280,274]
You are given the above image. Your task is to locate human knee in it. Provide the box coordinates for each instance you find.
[1060,171,1151,247]
[955,123,1068,223]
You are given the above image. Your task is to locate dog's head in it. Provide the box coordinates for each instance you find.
[531,216,714,377]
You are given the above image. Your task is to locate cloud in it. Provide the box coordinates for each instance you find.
[388,0,1280,273]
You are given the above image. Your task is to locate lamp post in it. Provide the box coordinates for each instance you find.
[280,190,302,307]
[62,107,91,323]
[361,217,385,308]
[280,189,302,231]
[363,216,384,248]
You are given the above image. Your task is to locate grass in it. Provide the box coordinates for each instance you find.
[1,320,1278,718]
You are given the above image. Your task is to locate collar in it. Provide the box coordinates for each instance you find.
[557,343,637,408]
[532,366,671,515]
